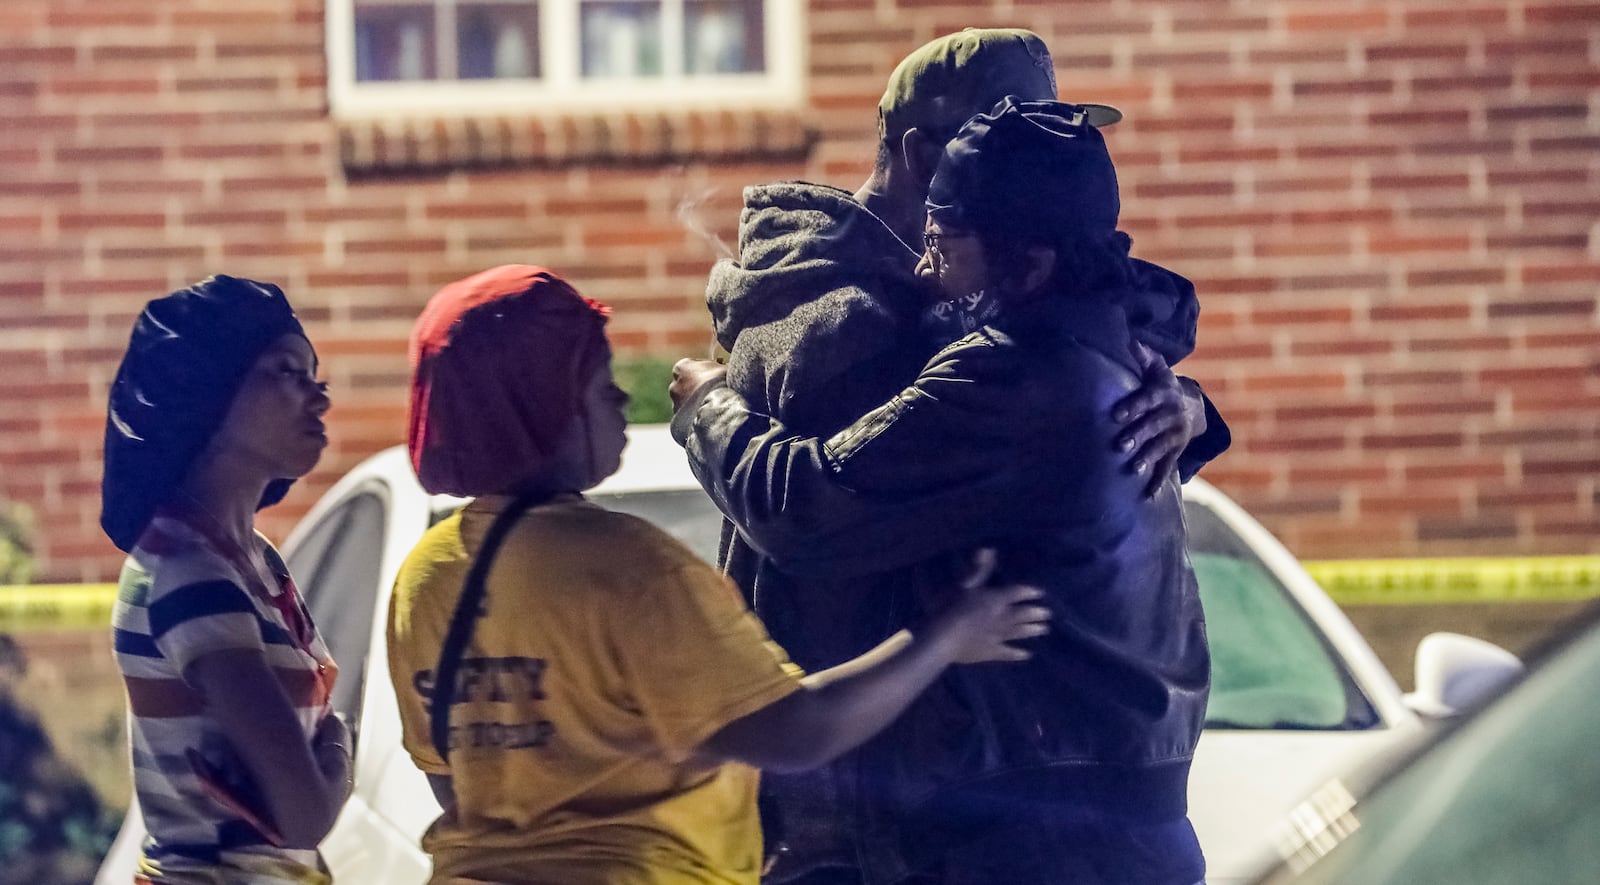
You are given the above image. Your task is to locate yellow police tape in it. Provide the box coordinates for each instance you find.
[3,556,1599,631]
[0,583,118,633]
[1303,556,1600,606]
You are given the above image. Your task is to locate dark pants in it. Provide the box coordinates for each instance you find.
[782,815,1205,885]
[935,814,1205,885]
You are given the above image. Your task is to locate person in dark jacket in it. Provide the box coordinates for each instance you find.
[674,28,1223,885]
[671,98,1212,885]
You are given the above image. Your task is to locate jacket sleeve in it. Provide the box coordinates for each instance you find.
[1124,259,1231,480]
[673,338,1064,579]
[1177,385,1230,482]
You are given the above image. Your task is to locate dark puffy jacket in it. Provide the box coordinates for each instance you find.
[688,182,1218,883]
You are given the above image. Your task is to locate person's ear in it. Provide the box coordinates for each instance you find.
[901,127,943,188]
[1020,246,1057,295]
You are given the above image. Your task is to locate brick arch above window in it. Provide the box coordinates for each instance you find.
[336,106,818,173]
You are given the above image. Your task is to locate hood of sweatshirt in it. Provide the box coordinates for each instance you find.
[706,182,931,433]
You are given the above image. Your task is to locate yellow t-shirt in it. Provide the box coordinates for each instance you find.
[387,495,805,885]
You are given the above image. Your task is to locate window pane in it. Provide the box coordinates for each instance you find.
[581,0,663,78]
[1184,501,1378,730]
[685,0,763,74]
[355,3,438,81]
[288,491,388,738]
[458,2,541,79]
[588,489,722,565]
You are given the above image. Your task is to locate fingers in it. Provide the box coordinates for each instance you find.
[1113,344,1178,425]
[672,356,720,376]
[667,368,692,410]
[1111,380,1177,428]
[962,547,999,589]
[950,583,1052,664]
[1004,620,1052,640]
[1132,340,1172,377]
[1117,363,1197,491]
[1008,602,1051,622]
[996,583,1044,604]
[1127,423,1185,482]
[668,358,723,410]
[669,358,704,393]
[1129,339,1158,371]
[1144,447,1183,499]
[996,604,1051,650]
[1111,386,1160,426]
[992,598,1051,641]
[1117,395,1186,468]
[978,587,1047,622]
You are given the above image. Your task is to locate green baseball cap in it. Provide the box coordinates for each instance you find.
[878,28,1122,144]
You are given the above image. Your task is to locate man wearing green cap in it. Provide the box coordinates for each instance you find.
[673,28,1225,885]
[867,29,1124,261]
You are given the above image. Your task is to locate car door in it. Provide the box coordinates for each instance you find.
[283,456,438,885]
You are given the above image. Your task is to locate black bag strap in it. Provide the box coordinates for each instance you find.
[429,488,556,760]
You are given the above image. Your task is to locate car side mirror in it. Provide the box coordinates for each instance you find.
[1403,631,1523,718]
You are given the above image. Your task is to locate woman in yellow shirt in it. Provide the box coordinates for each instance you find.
[387,265,1048,885]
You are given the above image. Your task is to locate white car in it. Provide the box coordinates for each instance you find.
[98,425,1520,885]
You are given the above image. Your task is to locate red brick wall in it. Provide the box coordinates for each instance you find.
[2,0,1597,581]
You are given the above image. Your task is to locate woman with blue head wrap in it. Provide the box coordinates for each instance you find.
[102,275,349,884]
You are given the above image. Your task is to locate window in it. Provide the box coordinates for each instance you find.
[1185,501,1379,731]
[286,487,389,740]
[589,488,723,564]
[328,0,803,117]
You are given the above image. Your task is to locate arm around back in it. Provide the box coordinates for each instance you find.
[698,555,1050,773]
[673,337,1040,578]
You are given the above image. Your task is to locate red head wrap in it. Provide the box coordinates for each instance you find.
[408,265,612,496]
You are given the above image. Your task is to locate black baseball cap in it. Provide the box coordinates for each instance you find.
[926,96,1121,239]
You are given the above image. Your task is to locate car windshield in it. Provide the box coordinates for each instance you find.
[589,489,724,564]
[287,485,389,736]
[587,488,1377,731]
[1262,612,1600,884]
[1185,503,1377,730]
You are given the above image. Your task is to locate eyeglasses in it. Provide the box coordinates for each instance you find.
[922,230,971,269]
[922,231,955,265]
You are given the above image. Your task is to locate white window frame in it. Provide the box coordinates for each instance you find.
[327,0,804,118]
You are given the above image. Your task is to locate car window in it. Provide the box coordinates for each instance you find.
[285,487,389,738]
[1184,502,1378,730]
[426,491,722,559]
[588,489,724,564]
[1263,615,1600,884]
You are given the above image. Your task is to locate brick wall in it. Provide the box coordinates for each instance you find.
[2,0,1597,582]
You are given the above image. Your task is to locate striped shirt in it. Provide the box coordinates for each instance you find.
[113,511,337,885]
